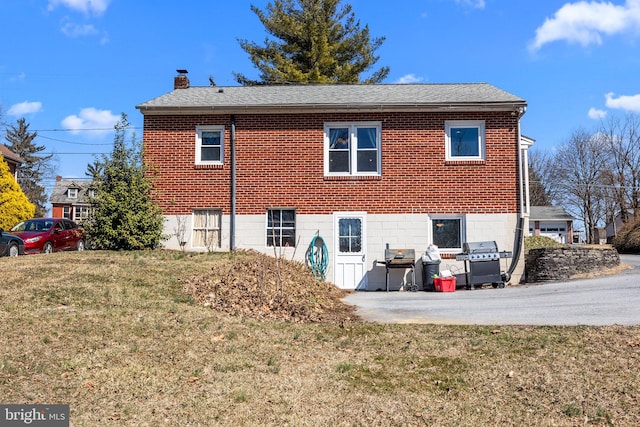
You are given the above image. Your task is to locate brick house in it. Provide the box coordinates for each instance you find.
[136,72,531,290]
[50,176,94,221]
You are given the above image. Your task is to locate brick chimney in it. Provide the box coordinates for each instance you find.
[174,69,190,90]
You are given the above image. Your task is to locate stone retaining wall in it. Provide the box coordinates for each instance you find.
[525,246,620,283]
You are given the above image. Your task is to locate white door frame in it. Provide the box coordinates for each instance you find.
[333,212,367,289]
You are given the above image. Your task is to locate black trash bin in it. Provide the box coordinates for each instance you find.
[422,260,441,291]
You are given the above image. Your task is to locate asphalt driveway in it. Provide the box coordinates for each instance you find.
[342,254,640,326]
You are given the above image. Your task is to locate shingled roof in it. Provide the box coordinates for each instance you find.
[0,144,23,164]
[530,206,574,221]
[136,83,526,114]
[49,178,93,205]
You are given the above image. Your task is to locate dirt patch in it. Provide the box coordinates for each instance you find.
[182,250,358,324]
[569,262,633,280]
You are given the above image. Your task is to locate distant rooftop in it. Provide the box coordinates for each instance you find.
[0,144,23,164]
[530,206,574,221]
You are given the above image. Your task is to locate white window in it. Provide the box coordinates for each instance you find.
[193,209,222,249]
[445,121,485,161]
[195,126,224,165]
[63,206,71,220]
[266,209,296,247]
[74,206,90,221]
[430,215,465,252]
[68,188,78,198]
[324,122,381,176]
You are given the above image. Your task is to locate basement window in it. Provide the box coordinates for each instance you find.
[266,209,296,247]
[193,209,222,249]
[430,215,465,252]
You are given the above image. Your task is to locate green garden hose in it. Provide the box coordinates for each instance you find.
[306,234,329,280]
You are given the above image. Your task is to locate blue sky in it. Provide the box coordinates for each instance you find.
[2,0,640,186]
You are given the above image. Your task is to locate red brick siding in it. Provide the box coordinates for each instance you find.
[143,111,520,215]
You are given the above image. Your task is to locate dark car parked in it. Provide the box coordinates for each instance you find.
[11,218,86,254]
[0,228,25,256]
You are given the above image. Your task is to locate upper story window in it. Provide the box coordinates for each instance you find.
[196,126,224,165]
[67,188,78,198]
[445,120,485,161]
[324,122,381,176]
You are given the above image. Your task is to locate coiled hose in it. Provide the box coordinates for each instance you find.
[306,234,329,280]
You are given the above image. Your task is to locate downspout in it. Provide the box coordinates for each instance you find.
[230,115,236,251]
[507,107,526,278]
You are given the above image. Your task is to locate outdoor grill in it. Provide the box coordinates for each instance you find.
[377,248,416,292]
[456,241,512,289]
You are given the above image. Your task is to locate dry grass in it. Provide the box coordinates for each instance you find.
[1,250,640,426]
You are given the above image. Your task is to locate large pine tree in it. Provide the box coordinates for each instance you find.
[85,114,164,250]
[236,0,389,85]
[4,118,53,216]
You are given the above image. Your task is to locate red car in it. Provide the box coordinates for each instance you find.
[11,218,86,254]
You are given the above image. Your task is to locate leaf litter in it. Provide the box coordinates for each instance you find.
[182,250,358,323]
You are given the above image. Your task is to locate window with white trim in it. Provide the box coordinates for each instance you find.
[74,206,90,221]
[445,120,485,161]
[266,209,296,247]
[68,188,78,198]
[63,206,71,220]
[325,122,381,176]
[193,209,222,249]
[195,126,224,165]
[430,215,465,252]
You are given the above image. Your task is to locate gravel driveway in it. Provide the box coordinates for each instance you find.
[342,254,640,326]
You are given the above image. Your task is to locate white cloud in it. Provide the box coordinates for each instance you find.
[394,74,424,84]
[61,108,119,135]
[455,0,486,9]
[99,32,110,45]
[605,92,640,112]
[48,0,110,16]
[7,101,43,116]
[9,72,26,82]
[588,107,607,119]
[61,22,98,37]
[530,0,640,51]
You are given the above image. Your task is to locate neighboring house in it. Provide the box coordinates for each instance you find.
[529,206,574,244]
[50,176,94,221]
[136,71,531,290]
[1,144,24,181]
[605,210,634,243]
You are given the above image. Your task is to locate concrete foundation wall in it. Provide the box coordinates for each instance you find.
[161,212,526,290]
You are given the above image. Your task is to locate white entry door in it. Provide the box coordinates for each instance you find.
[333,212,367,289]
